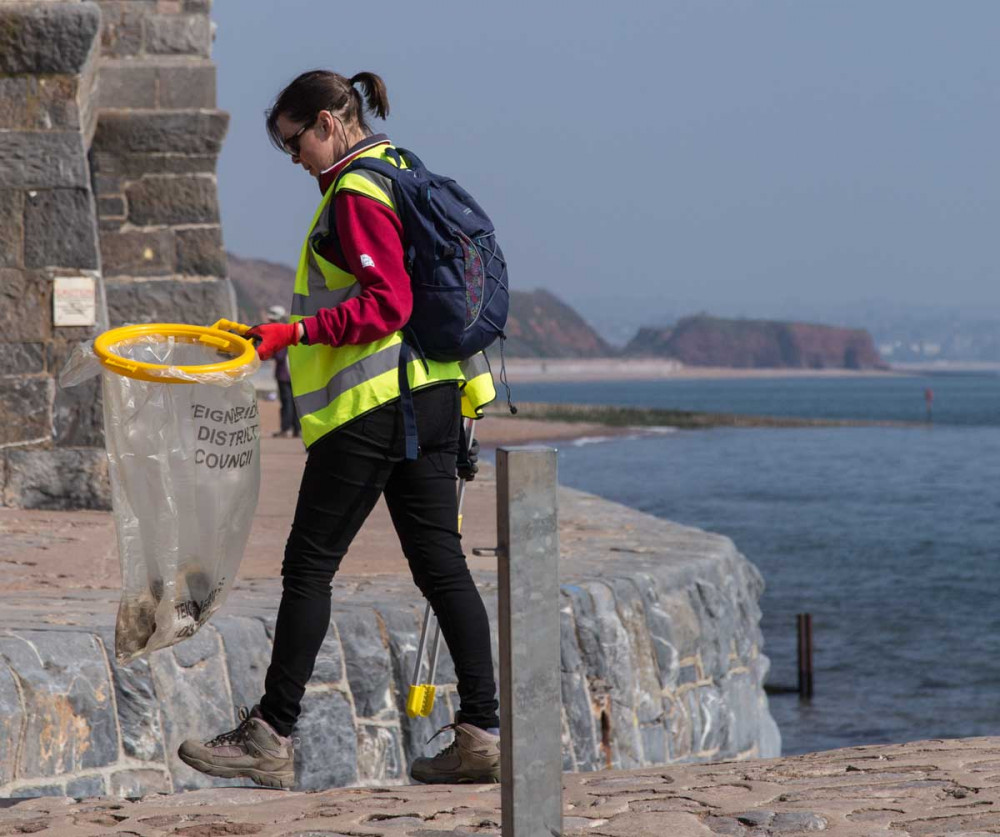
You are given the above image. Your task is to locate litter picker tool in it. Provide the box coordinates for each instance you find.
[406,418,477,718]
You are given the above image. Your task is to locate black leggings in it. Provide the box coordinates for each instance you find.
[259,383,499,736]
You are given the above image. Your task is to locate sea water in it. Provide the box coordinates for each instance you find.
[506,374,1000,755]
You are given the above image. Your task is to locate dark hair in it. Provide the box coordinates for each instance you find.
[265,70,389,151]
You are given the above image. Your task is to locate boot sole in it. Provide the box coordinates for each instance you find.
[410,771,500,785]
[178,752,294,790]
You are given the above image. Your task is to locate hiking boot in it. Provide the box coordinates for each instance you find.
[178,706,295,790]
[410,723,500,784]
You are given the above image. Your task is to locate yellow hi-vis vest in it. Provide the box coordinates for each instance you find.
[287,143,496,449]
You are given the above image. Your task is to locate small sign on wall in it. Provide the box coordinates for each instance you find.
[53,276,97,327]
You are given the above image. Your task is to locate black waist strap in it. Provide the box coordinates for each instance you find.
[398,342,419,460]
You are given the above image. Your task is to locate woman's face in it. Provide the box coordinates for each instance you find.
[276,111,342,177]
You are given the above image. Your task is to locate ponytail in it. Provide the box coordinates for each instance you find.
[350,72,390,120]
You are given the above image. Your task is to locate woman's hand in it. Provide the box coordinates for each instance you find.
[247,322,301,360]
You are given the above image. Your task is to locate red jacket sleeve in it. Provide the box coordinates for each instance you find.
[300,191,412,347]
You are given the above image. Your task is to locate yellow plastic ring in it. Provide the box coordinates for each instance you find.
[93,323,257,384]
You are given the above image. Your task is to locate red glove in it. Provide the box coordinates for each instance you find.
[246,322,300,361]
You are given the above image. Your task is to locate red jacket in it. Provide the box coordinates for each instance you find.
[299,134,412,348]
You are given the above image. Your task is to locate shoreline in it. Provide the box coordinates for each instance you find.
[482,401,918,433]
[498,357,903,383]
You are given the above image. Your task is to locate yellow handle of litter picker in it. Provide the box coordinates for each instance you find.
[93,322,257,383]
[209,319,252,337]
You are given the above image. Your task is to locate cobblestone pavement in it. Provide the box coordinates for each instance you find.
[3,737,1000,836]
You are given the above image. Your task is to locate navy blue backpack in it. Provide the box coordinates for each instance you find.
[332,146,512,457]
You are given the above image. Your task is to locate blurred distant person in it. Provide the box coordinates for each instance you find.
[267,305,300,438]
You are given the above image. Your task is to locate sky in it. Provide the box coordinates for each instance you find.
[213,1,1000,340]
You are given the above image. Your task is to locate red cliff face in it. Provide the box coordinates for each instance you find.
[625,316,886,369]
[502,290,612,358]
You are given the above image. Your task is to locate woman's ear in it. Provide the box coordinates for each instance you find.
[316,110,333,139]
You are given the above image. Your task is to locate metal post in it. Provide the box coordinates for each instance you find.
[797,613,814,699]
[496,447,562,837]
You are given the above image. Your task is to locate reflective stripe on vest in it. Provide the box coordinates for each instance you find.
[286,143,496,448]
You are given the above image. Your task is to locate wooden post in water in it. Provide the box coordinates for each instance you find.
[797,613,814,699]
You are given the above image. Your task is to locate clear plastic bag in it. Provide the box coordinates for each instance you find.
[62,333,261,664]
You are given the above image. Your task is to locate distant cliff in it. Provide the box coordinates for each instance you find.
[226,253,295,324]
[226,254,610,358]
[501,289,611,358]
[626,315,886,369]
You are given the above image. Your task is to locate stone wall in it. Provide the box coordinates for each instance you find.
[0,0,234,511]
[0,488,780,796]
[89,0,234,325]
[0,2,109,509]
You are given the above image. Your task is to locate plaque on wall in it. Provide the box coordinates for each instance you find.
[53,276,97,327]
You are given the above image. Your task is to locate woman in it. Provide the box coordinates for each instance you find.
[178,70,500,789]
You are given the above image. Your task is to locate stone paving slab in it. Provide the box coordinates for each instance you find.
[3,736,999,836]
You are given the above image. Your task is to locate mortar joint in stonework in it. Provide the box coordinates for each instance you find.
[91,632,126,762]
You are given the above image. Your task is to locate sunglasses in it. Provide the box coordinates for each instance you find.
[281,115,319,156]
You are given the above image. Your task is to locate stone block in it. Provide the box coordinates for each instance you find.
[0,2,101,74]
[0,343,46,375]
[9,784,63,798]
[92,110,228,156]
[65,775,106,798]
[0,132,89,190]
[0,377,53,446]
[0,75,81,132]
[635,574,681,690]
[96,627,165,762]
[610,577,665,726]
[333,608,395,720]
[295,689,358,791]
[3,449,111,510]
[582,580,644,769]
[98,0,155,59]
[126,175,218,226]
[214,615,271,710]
[720,670,756,755]
[692,579,735,680]
[0,663,24,786]
[105,277,235,327]
[558,590,600,772]
[100,229,177,277]
[98,61,158,109]
[176,227,226,276]
[0,191,24,268]
[147,625,236,791]
[0,630,119,777]
[172,622,220,668]
[183,0,212,12]
[144,13,211,56]
[92,172,123,195]
[93,151,217,178]
[24,188,99,270]
[98,195,126,217]
[157,60,217,109]
[639,721,668,764]
[311,621,345,686]
[356,724,404,784]
[109,769,172,798]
